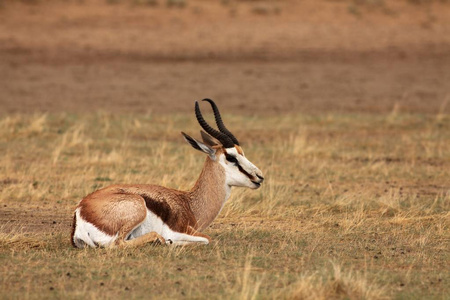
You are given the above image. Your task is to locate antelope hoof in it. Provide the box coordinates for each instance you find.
[151,237,165,246]
[166,239,173,245]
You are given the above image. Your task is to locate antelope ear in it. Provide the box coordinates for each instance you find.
[200,130,219,147]
[181,132,216,159]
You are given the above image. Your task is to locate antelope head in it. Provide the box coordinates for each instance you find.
[182,99,264,189]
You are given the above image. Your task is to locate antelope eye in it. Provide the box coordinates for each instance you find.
[226,155,238,164]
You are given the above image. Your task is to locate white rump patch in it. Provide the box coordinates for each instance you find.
[73,208,117,248]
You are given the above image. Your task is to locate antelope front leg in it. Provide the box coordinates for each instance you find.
[165,226,211,246]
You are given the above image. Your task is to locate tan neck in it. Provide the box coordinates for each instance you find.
[188,157,229,231]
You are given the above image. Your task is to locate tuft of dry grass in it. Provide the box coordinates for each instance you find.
[288,262,388,300]
[0,230,46,250]
[0,112,449,299]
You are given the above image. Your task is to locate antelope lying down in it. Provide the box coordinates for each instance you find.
[71,99,264,247]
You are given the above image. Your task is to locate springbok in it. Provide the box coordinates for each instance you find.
[71,99,264,247]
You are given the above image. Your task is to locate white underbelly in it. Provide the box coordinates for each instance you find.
[129,209,208,244]
[127,209,166,239]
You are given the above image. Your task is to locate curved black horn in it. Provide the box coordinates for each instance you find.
[195,101,234,148]
[202,98,240,145]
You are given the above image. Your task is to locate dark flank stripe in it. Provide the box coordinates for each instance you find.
[142,195,172,224]
[140,192,197,233]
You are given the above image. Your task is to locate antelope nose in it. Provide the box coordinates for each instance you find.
[256,174,264,183]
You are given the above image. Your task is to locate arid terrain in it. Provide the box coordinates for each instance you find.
[0,0,449,299]
[1,0,450,115]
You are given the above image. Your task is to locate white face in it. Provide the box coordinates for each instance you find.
[218,147,264,189]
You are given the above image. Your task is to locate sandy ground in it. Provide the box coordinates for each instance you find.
[1,0,450,115]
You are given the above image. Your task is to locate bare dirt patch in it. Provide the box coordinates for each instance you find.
[2,58,450,115]
[1,0,450,114]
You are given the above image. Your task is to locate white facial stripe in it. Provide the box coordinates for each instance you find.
[225,147,238,155]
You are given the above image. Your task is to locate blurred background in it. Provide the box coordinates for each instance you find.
[1,0,449,115]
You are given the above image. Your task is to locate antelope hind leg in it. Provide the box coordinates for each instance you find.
[117,231,166,248]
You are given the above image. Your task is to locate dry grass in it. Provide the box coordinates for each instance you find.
[0,111,449,299]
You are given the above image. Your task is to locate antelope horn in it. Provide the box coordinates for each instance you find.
[202,98,240,145]
[195,101,234,148]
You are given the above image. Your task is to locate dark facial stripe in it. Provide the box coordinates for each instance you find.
[225,153,238,164]
[238,164,254,180]
[225,151,254,181]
